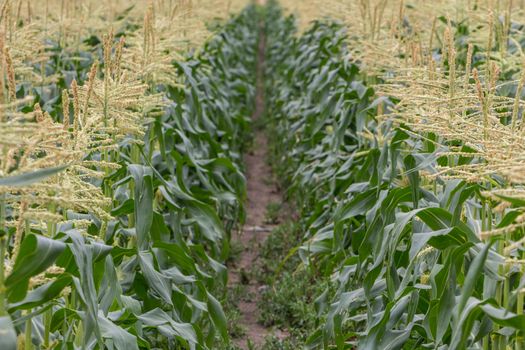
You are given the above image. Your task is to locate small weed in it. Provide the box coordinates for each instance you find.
[227,239,245,265]
[240,267,251,285]
[253,222,302,284]
[253,115,268,131]
[217,283,251,342]
[265,201,282,224]
[261,335,303,350]
[227,308,247,339]
[251,221,333,349]
[215,343,244,350]
[258,268,331,330]
[262,176,274,186]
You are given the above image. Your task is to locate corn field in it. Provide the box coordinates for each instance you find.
[2,0,525,349]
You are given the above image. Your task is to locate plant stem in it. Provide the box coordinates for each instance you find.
[43,202,52,346]
[25,311,33,350]
[518,286,524,350]
[0,194,5,235]
[128,143,140,229]
[148,126,155,162]
[44,306,51,348]
[0,177,5,316]
[0,236,6,317]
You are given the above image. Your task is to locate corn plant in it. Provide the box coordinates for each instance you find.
[0,1,260,349]
[263,1,525,348]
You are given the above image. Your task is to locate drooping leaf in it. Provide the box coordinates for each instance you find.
[5,234,66,302]
[0,316,17,350]
[0,165,68,187]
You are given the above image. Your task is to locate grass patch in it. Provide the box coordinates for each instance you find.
[258,268,332,336]
[261,335,305,350]
[252,222,301,284]
[226,284,249,338]
[252,222,334,349]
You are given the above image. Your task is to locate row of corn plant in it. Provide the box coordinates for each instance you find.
[263,1,525,348]
[0,1,260,349]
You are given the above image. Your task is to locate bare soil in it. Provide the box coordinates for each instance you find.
[228,17,287,349]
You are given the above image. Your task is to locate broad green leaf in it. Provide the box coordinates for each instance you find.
[137,308,197,345]
[5,234,66,302]
[9,274,72,310]
[98,314,139,350]
[137,251,173,306]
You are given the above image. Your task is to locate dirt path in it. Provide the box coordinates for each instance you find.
[228,17,283,349]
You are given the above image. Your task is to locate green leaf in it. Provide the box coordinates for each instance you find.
[410,227,468,259]
[0,165,68,187]
[9,274,72,310]
[493,193,525,207]
[0,316,17,350]
[457,241,493,316]
[137,251,173,306]
[403,155,419,208]
[98,315,139,350]
[129,165,154,250]
[186,200,225,242]
[207,292,228,342]
[5,234,66,302]
[137,308,197,345]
